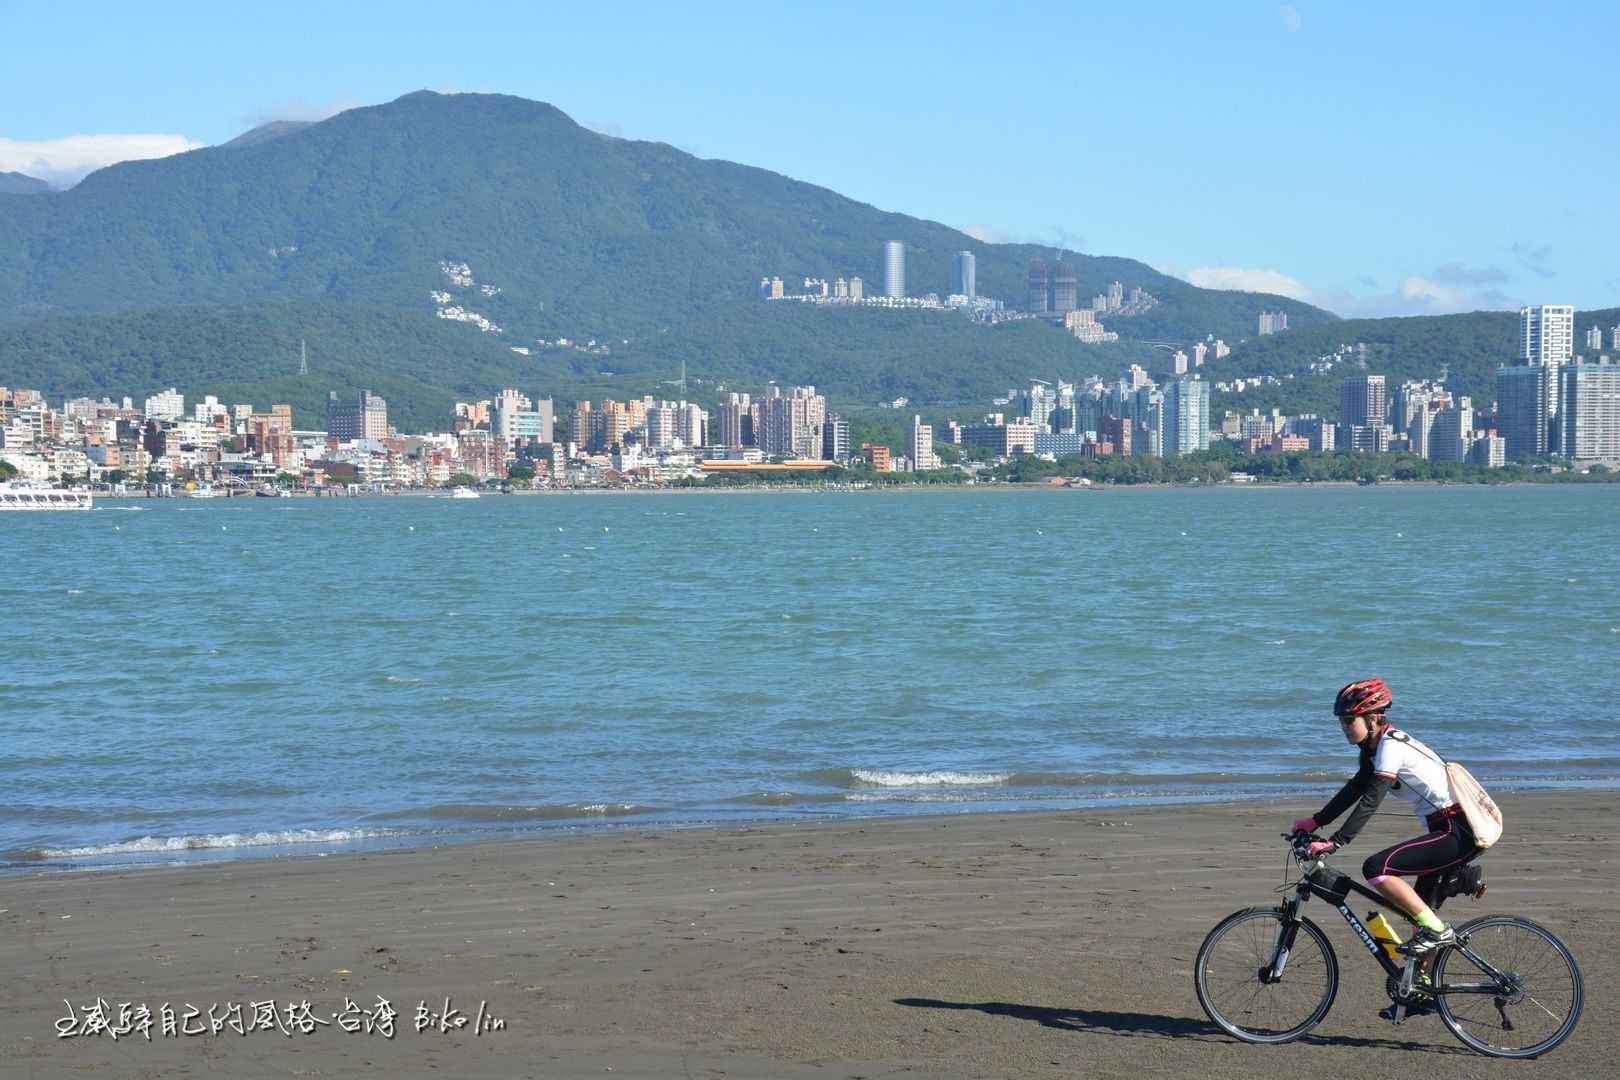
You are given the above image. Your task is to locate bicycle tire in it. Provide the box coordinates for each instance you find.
[1195,906,1338,1043]
[1434,914,1583,1058]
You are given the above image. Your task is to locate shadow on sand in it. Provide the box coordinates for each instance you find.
[892,998,1468,1054]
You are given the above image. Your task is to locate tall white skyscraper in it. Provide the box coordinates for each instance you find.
[883,241,906,299]
[909,414,935,471]
[1519,305,1574,366]
[1161,378,1209,456]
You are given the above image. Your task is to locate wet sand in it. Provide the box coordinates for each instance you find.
[2,789,1614,1078]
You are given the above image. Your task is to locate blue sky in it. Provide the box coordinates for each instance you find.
[3,1,1616,318]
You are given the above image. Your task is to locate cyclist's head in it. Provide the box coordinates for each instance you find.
[1334,678,1392,720]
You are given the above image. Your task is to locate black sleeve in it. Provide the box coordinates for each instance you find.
[1330,775,1395,847]
[1314,751,1373,827]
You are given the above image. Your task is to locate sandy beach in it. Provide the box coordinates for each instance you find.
[3,790,1614,1079]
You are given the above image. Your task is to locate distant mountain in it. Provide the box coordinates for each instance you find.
[0,90,1351,423]
[222,120,314,149]
[0,171,51,195]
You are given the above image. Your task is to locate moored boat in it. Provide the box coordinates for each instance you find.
[0,482,94,511]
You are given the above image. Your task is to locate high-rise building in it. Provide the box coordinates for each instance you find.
[1024,381,1056,427]
[1052,261,1078,313]
[327,390,388,441]
[717,392,752,449]
[1107,281,1124,312]
[1429,399,1475,463]
[909,414,935,471]
[1027,259,1049,313]
[1289,415,1336,453]
[757,385,826,458]
[883,241,906,299]
[1611,324,1620,351]
[1161,378,1210,456]
[1520,305,1574,366]
[1102,415,1132,456]
[1558,361,1620,462]
[1496,363,1556,458]
[1193,342,1208,368]
[1258,311,1290,336]
[951,251,976,300]
[821,415,850,462]
[849,276,864,300]
[1339,375,1387,429]
[1587,325,1605,351]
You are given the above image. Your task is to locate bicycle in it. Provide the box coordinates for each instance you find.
[1194,830,1582,1058]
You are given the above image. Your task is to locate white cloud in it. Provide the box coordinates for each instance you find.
[1180,263,1521,317]
[961,223,1011,244]
[0,134,205,188]
[1278,4,1302,32]
[1184,266,1314,302]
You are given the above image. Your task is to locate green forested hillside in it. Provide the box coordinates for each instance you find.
[0,299,1167,431]
[1208,307,1620,417]
[0,90,1328,347]
[0,172,51,195]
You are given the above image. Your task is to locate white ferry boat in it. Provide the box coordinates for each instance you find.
[449,486,481,500]
[0,482,94,511]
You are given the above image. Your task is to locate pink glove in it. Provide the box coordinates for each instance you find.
[1305,840,1337,858]
[1291,816,1318,833]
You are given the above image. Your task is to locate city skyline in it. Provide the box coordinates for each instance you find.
[4,4,1615,318]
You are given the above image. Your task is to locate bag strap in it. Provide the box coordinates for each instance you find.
[1383,727,1451,768]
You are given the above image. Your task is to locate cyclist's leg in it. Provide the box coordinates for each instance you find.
[1361,817,1470,934]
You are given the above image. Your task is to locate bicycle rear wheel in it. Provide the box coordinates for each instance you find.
[1195,907,1338,1043]
[1434,915,1583,1058]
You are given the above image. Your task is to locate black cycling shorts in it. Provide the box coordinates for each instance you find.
[1362,814,1479,902]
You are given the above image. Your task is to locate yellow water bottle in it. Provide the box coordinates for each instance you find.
[1366,911,1404,961]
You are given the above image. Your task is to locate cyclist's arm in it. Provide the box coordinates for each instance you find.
[1329,771,1396,846]
[1313,754,1373,828]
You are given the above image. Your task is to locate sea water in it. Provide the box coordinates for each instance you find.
[3,485,1617,870]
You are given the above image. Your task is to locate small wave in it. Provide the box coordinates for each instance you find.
[371,802,659,823]
[802,768,1015,788]
[28,828,391,861]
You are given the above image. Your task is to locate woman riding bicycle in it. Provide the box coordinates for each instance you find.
[1291,678,1481,955]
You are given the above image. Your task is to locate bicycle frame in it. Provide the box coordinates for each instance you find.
[1271,864,1513,1000]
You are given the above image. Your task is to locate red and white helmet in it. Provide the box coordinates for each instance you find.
[1334,678,1392,718]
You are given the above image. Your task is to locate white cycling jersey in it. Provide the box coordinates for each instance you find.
[1372,728,1454,819]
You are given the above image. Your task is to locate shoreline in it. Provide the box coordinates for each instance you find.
[87,476,1618,503]
[3,789,1614,1078]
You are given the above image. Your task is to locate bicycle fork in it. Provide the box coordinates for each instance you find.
[1265,898,1304,982]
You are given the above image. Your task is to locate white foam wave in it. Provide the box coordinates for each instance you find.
[850,769,1013,787]
[38,828,388,860]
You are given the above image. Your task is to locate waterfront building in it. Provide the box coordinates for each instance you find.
[821,414,850,462]
[1024,381,1057,427]
[849,276,864,300]
[1340,374,1387,427]
[1558,360,1620,462]
[1520,305,1574,366]
[861,443,891,471]
[883,241,906,299]
[1429,399,1475,463]
[960,416,1038,457]
[1288,415,1336,453]
[1496,363,1556,458]
[491,389,554,446]
[1034,432,1087,457]
[327,390,388,442]
[951,251,976,300]
[717,392,752,449]
[1161,378,1210,456]
[909,414,935,471]
[1470,434,1506,468]
[1102,415,1132,456]
[757,385,826,458]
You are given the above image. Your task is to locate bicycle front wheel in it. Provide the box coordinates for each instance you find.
[1195,906,1338,1043]
[1434,915,1583,1058]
